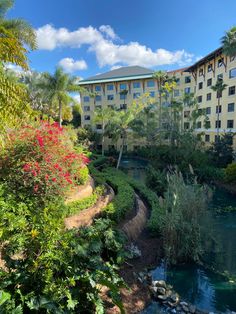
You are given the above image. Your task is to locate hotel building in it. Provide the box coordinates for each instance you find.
[78,47,236,151]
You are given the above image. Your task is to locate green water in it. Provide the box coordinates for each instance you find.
[148,188,236,312]
[120,157,148,183]
[120,159,236,312]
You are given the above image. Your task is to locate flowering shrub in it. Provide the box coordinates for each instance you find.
[0,121,89,202]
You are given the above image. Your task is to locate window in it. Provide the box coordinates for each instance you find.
[174,89,180,97]
[205,121,211,128]
[120,83,127,90]
[107,95,114,101]
[149,91,155,98]
[133,145,140,151]
[207,78,212,87]
[184,122,190,130]
[95,85,101,91]
[83,96,90,102]
[107,84,114,91]
[185,87,191,94]
[228,103,235,112]
[229,86,236,96]
[133,82,141,88]
[133,92,141,99]
[108,104,115,109]
[227,120,234,128]
[205,134,210,142]
[206,107,211,114]
[218,58,223,67]
[208,64,213,72]
[217,73,223,80]
[95,95,102,102]
[95,105,101,109]
[199,69,204,76]
[216,105,222,113]
[147,80,155,87]
[84,115,90,121]
[198,108,202,115]
[185,76,191,83]
[197,121,202,129]
[175,78,180,85]
[199,82,203,89]
[120,104,127,110]
[229,68,236,78]
[215,135,220,142]
[215,120,221,128]
[184,110,190,118]
[108,145,115,151]
[198,95,202,103]
[207,93,211,101]
[120,93,127,100]
[96,124,102,130]
[83,106,90,111]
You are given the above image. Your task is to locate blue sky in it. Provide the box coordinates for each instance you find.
[8,0,236,79]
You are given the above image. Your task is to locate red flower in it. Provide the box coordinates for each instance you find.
[32,170,37,177]
[34,185,39,192]
[52,177,57,182]
[23,163,31,172]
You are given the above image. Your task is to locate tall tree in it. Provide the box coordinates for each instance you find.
[221,26,236,57]
[106,94,152,169]
[40,67,82,126]
[211,78,227,142]
[0,0,36,50]
[93,107,112,156]
[153,71,168,128]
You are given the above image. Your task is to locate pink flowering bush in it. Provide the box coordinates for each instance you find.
[1,121,90,202]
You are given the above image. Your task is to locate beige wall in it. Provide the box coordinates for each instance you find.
[80,54,236,151]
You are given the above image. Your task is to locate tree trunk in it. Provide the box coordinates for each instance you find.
[116,135,125,169]
[159,85,162,145]
[216,98,220,142]
[102,123,105,156]
[59,100,62,127]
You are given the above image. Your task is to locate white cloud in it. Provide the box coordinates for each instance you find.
[110,65,122,70]
[58,58,87,72]
[36,24,196,68]
[99,25,117,40]
[72,94,81,103]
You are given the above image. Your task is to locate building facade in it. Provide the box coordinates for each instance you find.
[78,47,236,151]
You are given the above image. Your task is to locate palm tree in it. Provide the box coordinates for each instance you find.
[221,26,236,57]
[119,89,128,109]
[40,67,82,126]
[153,71,168,128]
[211,78,227,142]
[0,0,36,50]
[93,107,112,156]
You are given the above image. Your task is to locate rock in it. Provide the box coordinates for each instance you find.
[182,304,190,312]
[155,280,166,288]
[156,286,166,295]
[149,286,158,294]
[176,306,182,311]
[180,302,188,306]
[146,272,152,284]
[157,294,169,301]
[168,300,178,308]
[189,305,196,313]
[170,293,180,303]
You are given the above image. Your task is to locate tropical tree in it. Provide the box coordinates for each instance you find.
[153,70,168,127]
[221,26,236,57]
[106,94,153,169]
[93,107,112,156]
[40,67,83,126]
[211,78,227,142]
[0,0,36,50]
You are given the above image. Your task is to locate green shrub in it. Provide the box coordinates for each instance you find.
[225,163,236,182]
[146,165,167,196]
[77,165,89,185]
[65,186,105,216]
[150,172,209,264]
[0,184,125,313]
[0,122,90,204]
[102,168,135,221]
